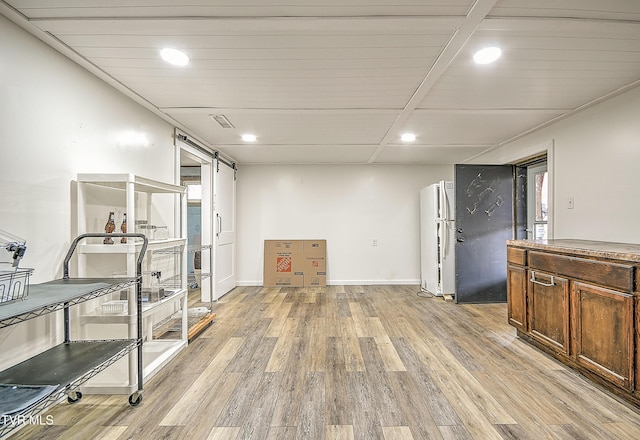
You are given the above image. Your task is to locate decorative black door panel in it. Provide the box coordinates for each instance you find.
[455,165,514,303]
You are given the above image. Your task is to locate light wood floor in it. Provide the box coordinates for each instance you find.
[10,285,640,439]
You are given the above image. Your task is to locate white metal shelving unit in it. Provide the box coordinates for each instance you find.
[76,173,188,394]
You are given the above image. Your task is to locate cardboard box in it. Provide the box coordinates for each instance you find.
[264,240,326,287]
[301,240,326,286]
[263,240,304,287]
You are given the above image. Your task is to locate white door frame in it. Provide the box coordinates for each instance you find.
[490,139,555,239]
[176,135,214,303]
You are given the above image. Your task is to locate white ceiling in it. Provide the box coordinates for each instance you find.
[2,0,640,165]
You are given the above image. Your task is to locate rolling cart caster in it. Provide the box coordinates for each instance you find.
[128,391,143,407]
[67,391,83,404]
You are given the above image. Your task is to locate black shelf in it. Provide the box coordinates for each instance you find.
[0,340,137,387]
[0,340,138,437]
[0,278,136,328]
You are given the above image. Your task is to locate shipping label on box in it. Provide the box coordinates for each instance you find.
[264,240,326,287]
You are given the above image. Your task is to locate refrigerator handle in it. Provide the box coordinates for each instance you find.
[440,182,449,222]
[441,220,448,258]
[440,184,449,256]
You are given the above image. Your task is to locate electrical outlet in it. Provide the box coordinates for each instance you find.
[567,196,574,209]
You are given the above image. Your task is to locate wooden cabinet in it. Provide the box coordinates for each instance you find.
[507,264,527,332]
[528,270,569,354]
[572,282,634,390]
[506,239,640,407]
[507,246,528,332]
[636,304,640,394]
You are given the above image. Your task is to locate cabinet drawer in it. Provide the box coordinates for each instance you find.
[528,251,634,292]
[507,247,527,266]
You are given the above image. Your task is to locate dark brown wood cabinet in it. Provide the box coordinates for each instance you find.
[528,270,569,355]
[507,264,527,332]
[506,239,640,407]
[571,281,634,390]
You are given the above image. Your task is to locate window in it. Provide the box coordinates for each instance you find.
[528,163,548,239]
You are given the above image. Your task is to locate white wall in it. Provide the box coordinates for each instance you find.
[0,16,177,370]
[237,164,453,285]
[471,85,640,244]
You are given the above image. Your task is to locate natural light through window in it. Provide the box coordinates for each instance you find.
[534,171,548,239]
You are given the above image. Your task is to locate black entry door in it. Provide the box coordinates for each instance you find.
[454,164,514,303]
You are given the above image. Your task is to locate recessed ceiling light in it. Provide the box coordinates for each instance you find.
[401,133,416,142]
[473,47,502,65]
[160,48,189,66]
[242,134,257,142]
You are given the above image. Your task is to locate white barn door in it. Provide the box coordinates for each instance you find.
[213,159,236,298]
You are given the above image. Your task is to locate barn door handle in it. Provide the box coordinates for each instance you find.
[530,271,555,287]
[216,214,222,237]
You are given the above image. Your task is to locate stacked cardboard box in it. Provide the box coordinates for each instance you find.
[263,240,326,287]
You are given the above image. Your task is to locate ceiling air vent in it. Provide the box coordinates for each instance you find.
[211,114,235,129]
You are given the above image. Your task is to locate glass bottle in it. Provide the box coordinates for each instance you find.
[104,211,115,244]
[120,213,127,243]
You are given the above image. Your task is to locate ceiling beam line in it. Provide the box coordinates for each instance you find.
[367,0,500,164]
[480,16,640,32]
[159,107,571,115]
[27,15,463,23]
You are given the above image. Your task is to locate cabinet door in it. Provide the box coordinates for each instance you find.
[572,282,634,390]
[528,270,569,354]
[636,298,640,395]
[507,264,527,332]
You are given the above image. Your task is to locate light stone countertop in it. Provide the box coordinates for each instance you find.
[507,239,640,263]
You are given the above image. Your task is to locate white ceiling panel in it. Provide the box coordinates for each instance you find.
[490,0,640,21]
[222,144,378,165]
[36,16,457,111]
[36,15,462,34]
[399,109,566,146]
[163,109,400,145]
[3,0,640,165]
[123,83,418,109]
[375,145,490,165]
[11,0,476,19]
[420,19,640,111]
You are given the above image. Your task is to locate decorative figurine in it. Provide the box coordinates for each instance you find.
[120,213,127,243]
[104,211,115,244]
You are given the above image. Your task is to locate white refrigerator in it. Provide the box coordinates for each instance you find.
[420,181,456,297]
